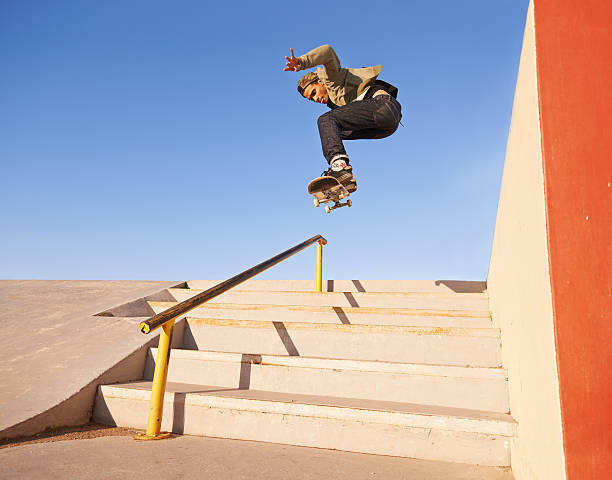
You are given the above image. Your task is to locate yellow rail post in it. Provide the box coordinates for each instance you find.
[316,240,323,292]
[134,319,175,440]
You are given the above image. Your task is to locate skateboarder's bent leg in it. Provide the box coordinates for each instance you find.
[317,95,402,164]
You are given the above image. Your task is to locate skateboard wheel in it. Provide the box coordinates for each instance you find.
[325,206,331,214]
[347,199,352,207]
[313,198,320,207]
[339,193,344,200]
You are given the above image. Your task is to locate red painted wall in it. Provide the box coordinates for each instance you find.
[533,0,612,478]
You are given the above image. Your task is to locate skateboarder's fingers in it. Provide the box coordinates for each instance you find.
[290,47,295,59]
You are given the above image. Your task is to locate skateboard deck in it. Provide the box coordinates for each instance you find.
[307,176,353,214]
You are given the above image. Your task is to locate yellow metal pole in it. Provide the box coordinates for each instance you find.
[134,319,175,440]
[316,241,323,292]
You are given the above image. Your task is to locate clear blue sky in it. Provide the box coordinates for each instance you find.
[1,0,530,281]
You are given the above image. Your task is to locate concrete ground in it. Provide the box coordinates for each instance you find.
[0,425,513,480]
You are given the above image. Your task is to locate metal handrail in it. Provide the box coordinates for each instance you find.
[134,234,327,440]
[139,234,327,335]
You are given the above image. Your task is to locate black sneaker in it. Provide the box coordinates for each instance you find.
[322,157,357,193]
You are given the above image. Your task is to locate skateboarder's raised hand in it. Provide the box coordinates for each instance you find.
[284,48,301,72]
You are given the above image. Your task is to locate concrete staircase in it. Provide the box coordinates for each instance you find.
[93,280,514,466]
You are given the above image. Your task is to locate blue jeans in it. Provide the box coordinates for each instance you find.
[317,95,402,163]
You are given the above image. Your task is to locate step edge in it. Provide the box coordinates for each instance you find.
[170,288,489,298]
[99,383,515,436]
[150,348,507,379]
[183,317,501,337]
[149,301,492,318]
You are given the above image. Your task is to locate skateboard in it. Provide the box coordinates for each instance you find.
[307,176,353,214]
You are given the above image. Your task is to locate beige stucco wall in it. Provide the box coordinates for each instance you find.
[487,2,566,479]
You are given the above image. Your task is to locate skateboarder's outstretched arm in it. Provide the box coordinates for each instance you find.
[284,45,341,75]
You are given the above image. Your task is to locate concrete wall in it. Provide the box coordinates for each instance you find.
[487,2,566,479]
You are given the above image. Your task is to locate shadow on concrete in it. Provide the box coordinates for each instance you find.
[172,393,186,434]
[272,322,299,356]
[0,422,141,449]
[182,324,198,350]
[434,280,487,293]
[332,307,351,325]
[343,292,360,307]
[95,283,187,317]
[239,354,262,390]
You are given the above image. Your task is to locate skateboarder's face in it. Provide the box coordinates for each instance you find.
[302,82,328,104]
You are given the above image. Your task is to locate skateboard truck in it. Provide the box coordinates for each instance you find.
[308,176,354,214]
[313,196,353,213]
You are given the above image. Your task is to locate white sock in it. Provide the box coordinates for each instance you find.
[330,155,350,172]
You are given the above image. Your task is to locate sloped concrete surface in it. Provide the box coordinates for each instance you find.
[0,434,514,479]
[0,280,179,439]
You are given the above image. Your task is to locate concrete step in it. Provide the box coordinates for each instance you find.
[93,381,514,466]
[168,289,490,311]
[180,318,501,367]
[186,279,487,294]
[145,348,509,412]
[149,301,492,328]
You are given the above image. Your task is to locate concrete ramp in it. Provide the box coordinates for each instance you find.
[0,280,181,440]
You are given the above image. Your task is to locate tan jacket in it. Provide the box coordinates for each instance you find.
[297,45,381,106]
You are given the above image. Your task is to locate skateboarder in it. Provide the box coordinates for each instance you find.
[284,44,402,194]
